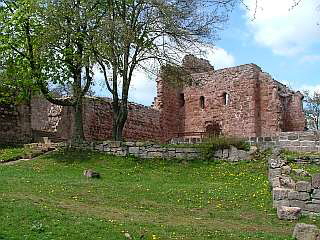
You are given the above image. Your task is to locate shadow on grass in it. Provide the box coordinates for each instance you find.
[44,148,105,164]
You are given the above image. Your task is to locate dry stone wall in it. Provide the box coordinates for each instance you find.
[269,152,320,217]
[68,141,253,161]
[0,104,31,144]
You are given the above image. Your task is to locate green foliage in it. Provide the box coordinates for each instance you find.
[1,149,316,239]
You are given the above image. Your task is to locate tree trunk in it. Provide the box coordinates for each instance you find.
[112,104,128,141]
[72,99,85,142]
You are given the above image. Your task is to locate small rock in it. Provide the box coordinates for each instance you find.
[282,165,292,175]
[277,206,301,220]
[83,169,100,178]
[293,223,320,240]
[269,157,286,169]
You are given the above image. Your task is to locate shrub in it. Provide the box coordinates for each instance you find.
[198,135,250,160]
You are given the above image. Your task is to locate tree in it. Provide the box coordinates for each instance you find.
[0,0,106,141]
[93,0,234,141]
[304,90,320,130]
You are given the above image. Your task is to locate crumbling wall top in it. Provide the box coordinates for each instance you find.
[182,54,214,73]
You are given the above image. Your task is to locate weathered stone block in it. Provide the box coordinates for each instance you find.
[312,199,320,204]
[222,149,229,158]
[279,176,296,189]
[175,152,186,158]
[312,189,320,199]
[289,200,307,209]
[110,141,122,148]
[124,142,135,147]
[128,147,140,154]
[281,165,291,175]
[175,148,187,153]
[273,199,290,209]
[296,181,312,192]
[147,151,163,158]
[273,188,291,201]
[305,203,320,213]
[214,150,223,158]
[269,168,282,180]
[293,223,320,240]
[299,134,317,141]
[288,191,310,201]
[277,206,301,220]
[271,177,281,188]
[268,157,286,169]
[312,174,320,189]
[288,135,298,140]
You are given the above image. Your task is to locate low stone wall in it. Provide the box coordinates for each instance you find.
[269,151,320,217]
[68,141,253,161]
[249,131,320,152]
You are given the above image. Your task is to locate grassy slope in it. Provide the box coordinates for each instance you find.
[1,150,319,240]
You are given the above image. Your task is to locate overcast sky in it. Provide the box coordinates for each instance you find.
[92,0,320,106]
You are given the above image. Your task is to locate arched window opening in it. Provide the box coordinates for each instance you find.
[223,92,229,105]
[200,96,205,109]
[180,93,185,107]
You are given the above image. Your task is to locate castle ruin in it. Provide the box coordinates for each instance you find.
[0,55,305,144]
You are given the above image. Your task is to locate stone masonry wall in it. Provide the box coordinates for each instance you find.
[248,131,320,152]
[0,104,32,144]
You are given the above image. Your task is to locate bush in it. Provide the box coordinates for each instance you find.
[198,135,250,160]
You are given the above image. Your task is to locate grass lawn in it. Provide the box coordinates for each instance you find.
[0,145,26,162]
[1,149,319,240]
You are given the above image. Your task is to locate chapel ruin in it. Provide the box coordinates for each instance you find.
[0,55,305,144]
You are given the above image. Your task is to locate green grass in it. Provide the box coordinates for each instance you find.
[0,145,26,162]
[1,149,319,239]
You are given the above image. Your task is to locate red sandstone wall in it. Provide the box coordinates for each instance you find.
[69,97,163,141]
[155,77,183,140]
[258,74,305,135]
[282,92,305,131]
[0,104,32,144]
[258,72,282,136]
[180,64,262,138]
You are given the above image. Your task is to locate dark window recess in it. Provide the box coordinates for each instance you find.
[200,96,205,109]
[180,93,185,107]
[223,92,229,105]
